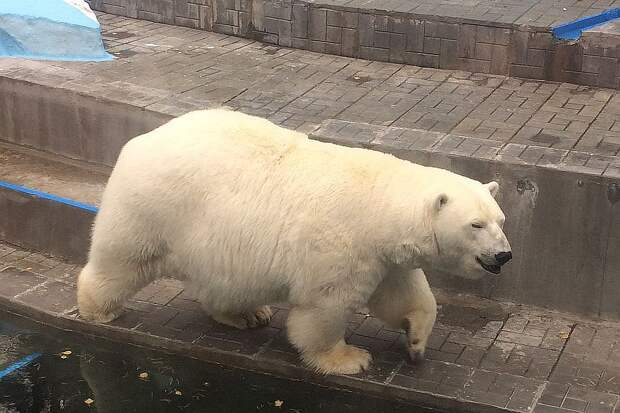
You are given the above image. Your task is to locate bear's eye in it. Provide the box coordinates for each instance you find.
[471,222,484,229]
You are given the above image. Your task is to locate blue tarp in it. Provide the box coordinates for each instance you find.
[0,0,113,61]
[552,7,620,40]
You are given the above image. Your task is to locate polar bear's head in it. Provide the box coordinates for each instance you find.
[417,177,512,280]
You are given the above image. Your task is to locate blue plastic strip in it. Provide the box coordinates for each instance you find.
[552,7,620,40]
[0,352,42,379]
[0,181,99,213]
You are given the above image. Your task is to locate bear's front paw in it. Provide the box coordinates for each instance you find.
[79,308,124,324]
[304,342,372,375]
[211,306,273,329]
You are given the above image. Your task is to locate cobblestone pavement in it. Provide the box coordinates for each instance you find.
[1,241,619,413]
[339,0,620,26]
[1,12,619,158]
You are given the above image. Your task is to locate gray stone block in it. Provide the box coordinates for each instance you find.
[359,14,374,47]
[404,18,424,53]
[236,0,252,12]
[374,31,390,49]
[581,55,601,73]
[291,3,308,38]
[598,57,618,88]
[264,0,292,20]
[528,32,553,49]
[342,11,357,29]
[457,24,476,58]
[527,49,547,68]
[388,16,406,34]
[423,37,440,54]
[374,15,388,32]
[425,21,458,40]
[475,43,493,60]
[199,5,213,30]
[126,0,138,18]
[326,10,341,27]
[404,52,439,68]
[326,26,341,43]
[440,39,457,69]
[341,28,358,57]
[359,46,389,62]
[510,64,544,80]
[490,44,509,74]
[389,33,405,63]
[309,8,327,41]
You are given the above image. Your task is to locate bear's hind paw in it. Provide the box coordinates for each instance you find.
[305,343,372,375]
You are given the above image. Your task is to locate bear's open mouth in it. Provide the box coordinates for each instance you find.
[476,257,501,274]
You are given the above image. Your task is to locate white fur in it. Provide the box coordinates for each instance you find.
[77,109,510,375]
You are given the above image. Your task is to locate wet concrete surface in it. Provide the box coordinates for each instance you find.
[0,143,108,206]
[0,311,432,413]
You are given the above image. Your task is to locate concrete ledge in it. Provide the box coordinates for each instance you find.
[2,244,620,413]
[2,245,619,413]
[0,302,505,413]
[88,0,620,88]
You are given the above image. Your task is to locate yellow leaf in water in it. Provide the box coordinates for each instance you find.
[174,390,182,396]
[84,398,94,405]
[139,372,149,380]
[559,332,570,339]
[274,400,284,408]
[61,351,72,356]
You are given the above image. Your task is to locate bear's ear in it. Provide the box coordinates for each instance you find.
[485,181,499,198]
[435,193,448,212]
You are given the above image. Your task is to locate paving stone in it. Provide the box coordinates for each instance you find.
[15,10,620,159]
[0,268,47,298]
[16,280,77,314]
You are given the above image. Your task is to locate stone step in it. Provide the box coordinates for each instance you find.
[0,144,105,262]
[89,1,620,88]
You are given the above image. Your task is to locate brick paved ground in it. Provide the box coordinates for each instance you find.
[1,12,619,158]
[277,0,619,27]
[1,240,619,412]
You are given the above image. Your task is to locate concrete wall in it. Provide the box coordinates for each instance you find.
[0,186,94,263]
[0,78,172,166]
[87,0,620,89]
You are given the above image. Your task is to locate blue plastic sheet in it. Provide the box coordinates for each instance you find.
[0,0,112,61]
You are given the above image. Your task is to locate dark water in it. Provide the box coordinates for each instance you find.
[0,312,429,413]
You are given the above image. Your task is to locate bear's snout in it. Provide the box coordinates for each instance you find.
[495,251,512,266]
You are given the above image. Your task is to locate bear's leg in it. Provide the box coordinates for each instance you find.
[210,305,273,329]
[77,261,149,323]
[287,306,371,375]
[368,268,437,363]
[401,270,437,363]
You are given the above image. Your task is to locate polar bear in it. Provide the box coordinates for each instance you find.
[77,109,511,375]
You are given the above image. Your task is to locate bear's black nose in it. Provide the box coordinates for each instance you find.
[495,251,512,266]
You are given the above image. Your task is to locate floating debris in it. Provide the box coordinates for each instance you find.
[138,372,149,380]
[274,400,284,408]
[84,398,94,406]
